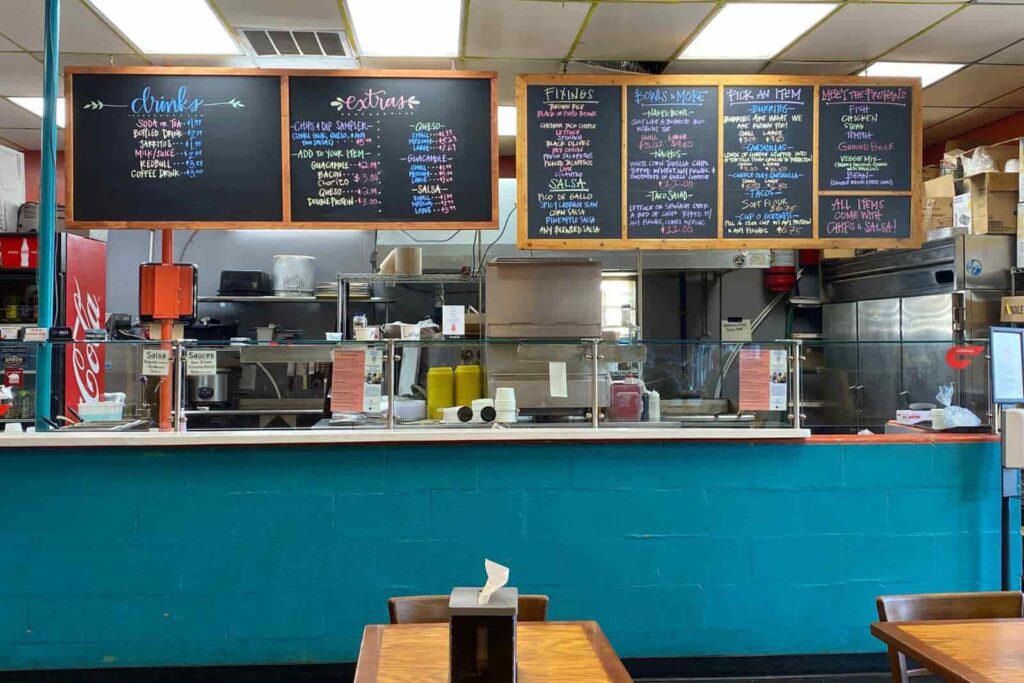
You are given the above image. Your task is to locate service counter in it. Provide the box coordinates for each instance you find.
[0,429,1012,673]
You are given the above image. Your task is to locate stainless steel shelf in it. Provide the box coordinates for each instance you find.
[199,296,335,303]
[337,273,479,285]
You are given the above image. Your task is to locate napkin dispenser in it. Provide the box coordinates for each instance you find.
[449,586,518,683]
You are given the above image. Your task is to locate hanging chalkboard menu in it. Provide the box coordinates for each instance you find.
[69,72,284,224]
[818,86,912,191]
[524,84,622,241]
[288,75,495,225]
[626,86,718,240]
[722,85,814,240]
[819,195,911,240]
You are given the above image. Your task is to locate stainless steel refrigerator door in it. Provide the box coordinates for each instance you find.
[856,299,902,430]
[822,302,860,432]
[901,294,954,407]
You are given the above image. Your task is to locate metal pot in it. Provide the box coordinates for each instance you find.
[188,372,232,406]
[272,255,316,297]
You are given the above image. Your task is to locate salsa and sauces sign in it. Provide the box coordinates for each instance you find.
[65,67,497,229]
[518,75,920,250]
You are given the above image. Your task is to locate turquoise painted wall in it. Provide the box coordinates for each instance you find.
[0,440,1004,671]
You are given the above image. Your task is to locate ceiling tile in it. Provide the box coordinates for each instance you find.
[0,128,62,151]
[0,98,47,128]
[985,87,1024,108]
[922,64,1024,107]
[215,0,345,30]
[924,107,1018,139]
[466,0,591,59]
[0,0,134,53]
[358,58,457,70]
[35,52,150,69]
[763,61,864,75]
[463,58,563,104]
[0,35,18,51]
[573,2,714,61]
[664,60,767,74]
[0,53,43,96]
[782,4,953,61]
[148,55,258,68]
[983,39,1024,64]
[886,5,1024,63]
[923,106,969,126]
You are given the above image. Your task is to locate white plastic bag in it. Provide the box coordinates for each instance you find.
[935,383,981,428]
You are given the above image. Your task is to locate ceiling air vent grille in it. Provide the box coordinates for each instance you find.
[241,29,348,57]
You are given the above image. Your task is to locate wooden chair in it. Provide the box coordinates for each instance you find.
[388,594,549,624]
[876,591,1024,683]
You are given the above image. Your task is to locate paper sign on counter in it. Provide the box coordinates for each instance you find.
[185,350,217,376]
[330,346,384,414]
[739,347,788,411]
[442,305,465,337]
[549,361,568,398]
[142,349,170,377]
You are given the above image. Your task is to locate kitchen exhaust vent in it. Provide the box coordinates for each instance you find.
[241,29,348,57]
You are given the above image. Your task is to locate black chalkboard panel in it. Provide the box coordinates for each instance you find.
[526,84,621,240]
[819,86,912,191]
[289,76,492,223]
[626,86,718,239]
[722,85,813,239]
[71,73,282,222]
[819,194,911,239]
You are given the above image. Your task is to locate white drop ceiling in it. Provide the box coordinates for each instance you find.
[0,0,1023,152]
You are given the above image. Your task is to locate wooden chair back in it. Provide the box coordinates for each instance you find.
[876,591,1024,683]
[388,595,549,624]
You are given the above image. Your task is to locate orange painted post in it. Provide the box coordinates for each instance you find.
[159,229,173,431]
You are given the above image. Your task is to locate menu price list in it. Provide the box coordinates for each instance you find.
[71,74,283,222]
[722,86,813,239]
[820,194,911,239]
[526,85,621,240]
[819,86,912,191]
[626,86,718,239]
[289,76,492,223]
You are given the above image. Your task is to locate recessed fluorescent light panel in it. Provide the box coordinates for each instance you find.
[7,98,66,129]
[347,0,461,57]
[680,3,837,60]
[87,0,239,54]
[861,62,964,87]
[498,106,516,136]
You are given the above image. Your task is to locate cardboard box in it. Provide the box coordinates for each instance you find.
[923,175,955,230]
[823,249,859,259]
[953,193,971,230]
[1002,296,1024,323]
[896,410,932,425]
[1017,201,1024,268]
[962,144,1019,177]
[963,171,1018,233]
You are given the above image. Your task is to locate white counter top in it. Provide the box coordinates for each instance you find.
[0,427,810,448]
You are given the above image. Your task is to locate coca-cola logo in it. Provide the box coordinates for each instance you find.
[70,277,102,403]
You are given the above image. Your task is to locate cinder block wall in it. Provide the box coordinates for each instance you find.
[0,440,1003,671]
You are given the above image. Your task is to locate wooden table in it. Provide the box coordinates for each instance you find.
[354,620,633,682]
[871,618,1024,683]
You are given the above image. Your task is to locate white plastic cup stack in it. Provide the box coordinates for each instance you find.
[493,387,517,424]
[471,398,495,423]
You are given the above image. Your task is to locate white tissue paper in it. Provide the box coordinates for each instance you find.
[478,559,509,605]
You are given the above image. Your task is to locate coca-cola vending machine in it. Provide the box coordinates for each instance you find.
[0,233,106,422]
[59,234,107,415]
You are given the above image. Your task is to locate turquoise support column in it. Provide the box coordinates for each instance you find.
[34,0,60,431]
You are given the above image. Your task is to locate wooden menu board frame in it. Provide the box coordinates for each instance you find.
[65,66,498,230]
[516,73,922,250]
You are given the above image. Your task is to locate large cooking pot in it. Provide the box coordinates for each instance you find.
[188,372,233,406]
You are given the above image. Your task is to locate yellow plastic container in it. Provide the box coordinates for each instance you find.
[455,364,483,407]
[426,366,455,421]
